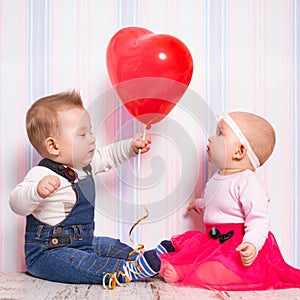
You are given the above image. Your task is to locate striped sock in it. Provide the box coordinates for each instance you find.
[155,240,175,255]
[121,250,160,282]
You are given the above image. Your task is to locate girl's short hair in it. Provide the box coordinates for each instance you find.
[26,90,84,156]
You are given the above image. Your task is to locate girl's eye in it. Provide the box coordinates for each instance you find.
[218,130,223,136]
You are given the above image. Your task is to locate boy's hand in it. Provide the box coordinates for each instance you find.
[132,133,152,154]
[236,242,257,266]
[37,175,60,198]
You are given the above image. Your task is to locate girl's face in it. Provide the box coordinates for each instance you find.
[55,107,96,169]
[207,120,240,171]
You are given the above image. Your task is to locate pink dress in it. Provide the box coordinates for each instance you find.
[159,171,300,290]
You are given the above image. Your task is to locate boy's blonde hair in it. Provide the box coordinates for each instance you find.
[230,112,276,166]
[26,90,84,156]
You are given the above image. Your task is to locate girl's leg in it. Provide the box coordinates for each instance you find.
[160,262,180,283]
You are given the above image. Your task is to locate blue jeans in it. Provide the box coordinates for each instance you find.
[26,234,137,284]
[25,159,137,284]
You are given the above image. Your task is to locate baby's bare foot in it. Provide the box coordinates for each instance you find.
[162,263,180,283]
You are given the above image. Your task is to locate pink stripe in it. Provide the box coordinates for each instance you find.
[227,0,238,108]
[76,1,92,100]
[16,0,28,272]
[76,1,81,90]
[50,2,62,90]
[86,1,92,103]
[251,0,269,113]
[17,217,26,271]
[252,0,260,111]
[262,0,268,115]
[0,0,3,272]
[262,1,271,193]
[280,0,293,256]
[50,1,55,90]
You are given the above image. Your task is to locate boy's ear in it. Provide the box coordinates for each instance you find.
[232,144,247,160]
[44,137,59,155]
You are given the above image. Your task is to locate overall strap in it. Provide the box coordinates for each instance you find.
[38,158,78,183]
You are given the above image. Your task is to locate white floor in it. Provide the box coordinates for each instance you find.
[1,272,300,300]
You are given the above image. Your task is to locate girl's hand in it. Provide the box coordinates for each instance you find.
[236,242,257,266]
[187,199,197,211]
[37,175,60,198]
[187,199,201,214]
[132,133,152,154]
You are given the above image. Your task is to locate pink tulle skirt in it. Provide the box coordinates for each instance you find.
[159,223,300,290]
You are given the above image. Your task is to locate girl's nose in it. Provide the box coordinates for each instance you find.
[208,136,213,143]
[90,134,96,144]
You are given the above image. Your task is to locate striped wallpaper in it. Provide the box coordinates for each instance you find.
[0,0,299,272]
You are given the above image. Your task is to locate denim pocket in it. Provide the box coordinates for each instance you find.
[46,233,72,249]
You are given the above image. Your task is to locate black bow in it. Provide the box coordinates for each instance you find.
[209,227,234,244]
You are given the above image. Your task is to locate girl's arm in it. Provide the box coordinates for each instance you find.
[239,172,270,253]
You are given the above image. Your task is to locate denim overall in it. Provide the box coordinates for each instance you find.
[25,159,137,284]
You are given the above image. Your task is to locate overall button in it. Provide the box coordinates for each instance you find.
[56,227,62,233]
[51,238,59,245]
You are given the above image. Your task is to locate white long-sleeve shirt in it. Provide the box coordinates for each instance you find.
[9,139,135,226]
[196,170,270,252]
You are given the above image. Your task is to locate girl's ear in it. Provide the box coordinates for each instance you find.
[232,144,247,160]
[44,137,59,156]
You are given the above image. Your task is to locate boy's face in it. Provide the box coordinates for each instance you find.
[55,108,96,168]
[207,119,240,170]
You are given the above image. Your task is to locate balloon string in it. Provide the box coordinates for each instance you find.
[137,116,161,175]
[128,206,149,257]
[129,115,161,257]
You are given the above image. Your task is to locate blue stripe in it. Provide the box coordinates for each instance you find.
[116,0,141,242]
[156,244,166,255]
[133,255,155,278]
[30,0,47,166]
[119,0,136,27]
[45,0,51,92]
[32,0,46,100]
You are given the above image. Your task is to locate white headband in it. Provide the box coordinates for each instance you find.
[217,112,260,169]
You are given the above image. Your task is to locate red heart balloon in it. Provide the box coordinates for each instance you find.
[106,27,193,125]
